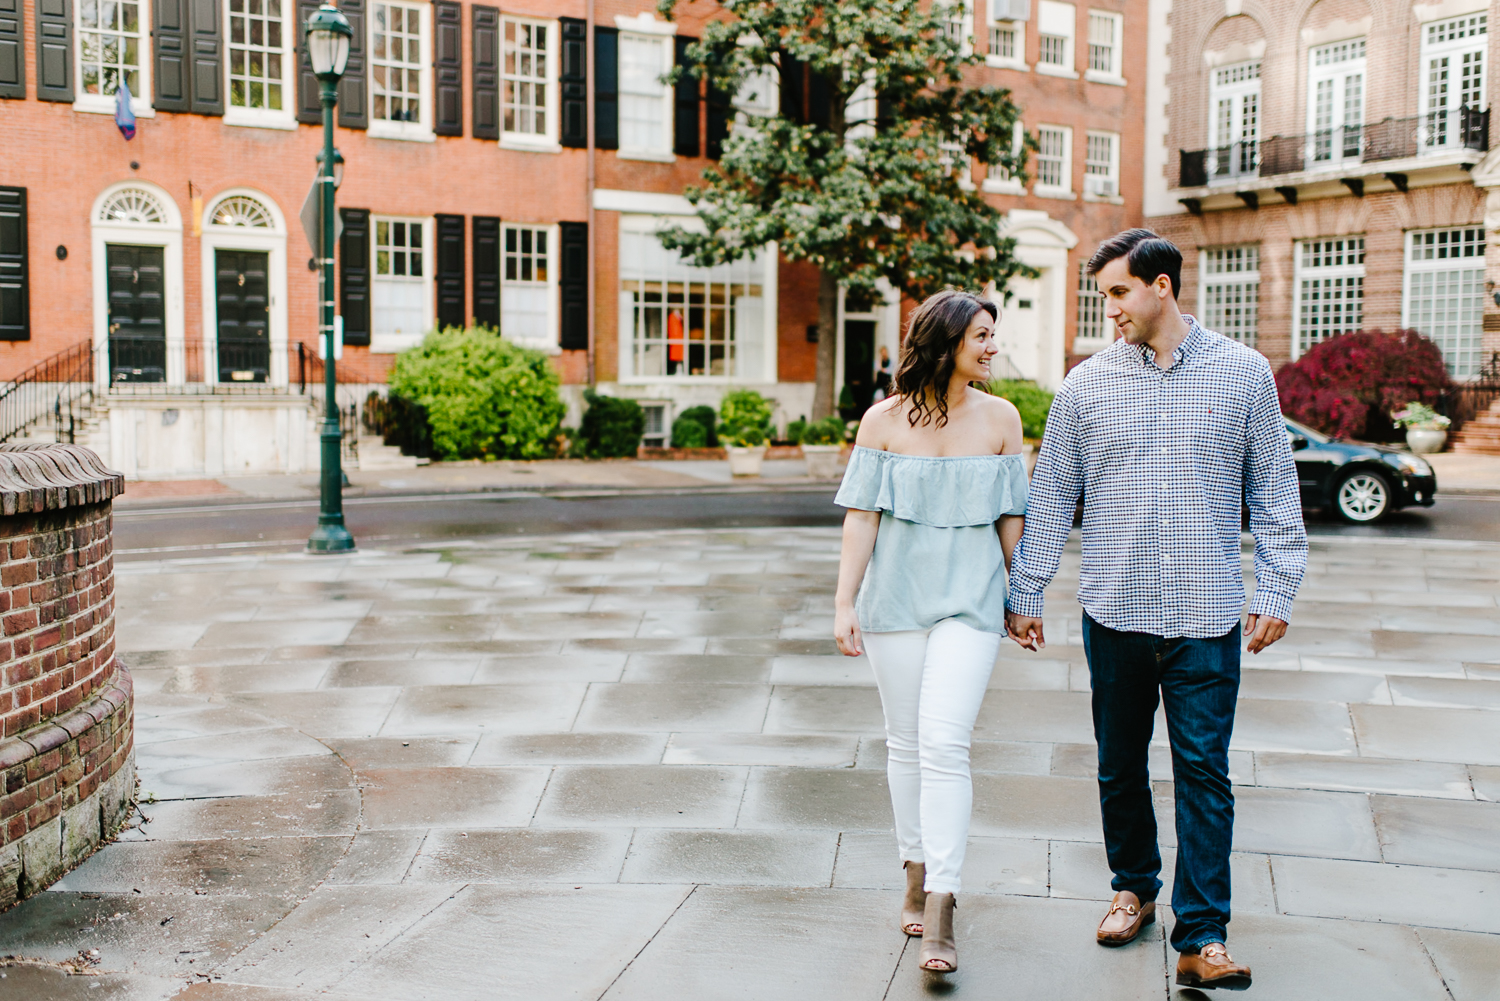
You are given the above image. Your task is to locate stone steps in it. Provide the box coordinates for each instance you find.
[357,435,424,470]
[1452,399,1500,456]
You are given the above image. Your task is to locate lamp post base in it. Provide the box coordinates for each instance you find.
[307,520,356,553]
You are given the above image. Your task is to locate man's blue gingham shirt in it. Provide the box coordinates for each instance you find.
[1007,315,1308,638]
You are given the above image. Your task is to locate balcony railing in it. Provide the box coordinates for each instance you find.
[1179,107,1489,187]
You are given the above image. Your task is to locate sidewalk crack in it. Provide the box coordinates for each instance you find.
[594,884,698,1001]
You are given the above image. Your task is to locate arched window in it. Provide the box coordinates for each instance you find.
[209,196,275,229]
[97,187,168,225]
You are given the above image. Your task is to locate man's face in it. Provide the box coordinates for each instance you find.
[1095,257,1168,345]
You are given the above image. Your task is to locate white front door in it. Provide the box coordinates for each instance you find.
[996,272,1043,381]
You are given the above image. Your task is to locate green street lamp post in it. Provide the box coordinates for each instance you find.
[305,4,356,553]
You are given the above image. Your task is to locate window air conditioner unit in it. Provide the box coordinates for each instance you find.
[991,0,1030,21]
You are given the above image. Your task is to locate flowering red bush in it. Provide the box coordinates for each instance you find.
[1275,329,1454,441]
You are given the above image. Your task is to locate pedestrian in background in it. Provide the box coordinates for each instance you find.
[1006,230,1307,990]
[833,289,1028,974]
[872,346,893,402]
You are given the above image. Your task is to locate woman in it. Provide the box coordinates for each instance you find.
[833,289,1027,974]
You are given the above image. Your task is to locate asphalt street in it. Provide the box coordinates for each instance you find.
[113,487,1500,559]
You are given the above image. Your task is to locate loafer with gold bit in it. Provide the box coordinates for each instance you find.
[1175,942,1252,990]
[1096,891,1155,946]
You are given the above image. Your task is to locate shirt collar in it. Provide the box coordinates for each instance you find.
[1135,314,1206,369]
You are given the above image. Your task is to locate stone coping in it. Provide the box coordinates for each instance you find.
[0,661,132,774]
[0,445,125,516]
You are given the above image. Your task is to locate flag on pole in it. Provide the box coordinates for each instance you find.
[115,81,136,140]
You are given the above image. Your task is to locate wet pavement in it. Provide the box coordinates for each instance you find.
[1,528,1498,1000]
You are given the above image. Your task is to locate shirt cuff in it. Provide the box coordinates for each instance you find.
[1247,589,1295,624]
[1006,590,1045,618]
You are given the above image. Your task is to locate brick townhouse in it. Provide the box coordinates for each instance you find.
[0,0,1146,476]
[1142,0,1499,379]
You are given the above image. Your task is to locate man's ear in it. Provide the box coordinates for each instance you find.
[1155,274,1172,298]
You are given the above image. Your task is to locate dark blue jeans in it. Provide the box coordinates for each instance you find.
[1080,611,1240,954]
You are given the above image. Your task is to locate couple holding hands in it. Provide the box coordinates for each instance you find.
[833,229,1308,988]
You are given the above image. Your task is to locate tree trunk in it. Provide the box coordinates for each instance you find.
[812,267,839,420]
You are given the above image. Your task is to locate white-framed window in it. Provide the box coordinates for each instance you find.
[1208,60,1260,180]
[370,0,431,139]
[1036,0,1076,77]
[1084,130,1118,198]
[501,223,558,349]
[1295,236,1364,357]
[986,0,1027,67]
[640,401,669,447]
[1404,227,1485,377]
[502,16,558,146]
[1420,13,1487,151]
[225,0,295,127]
[942,0,974,56]
[371,216,431,349]
[1085,10,1122,81]
[1308,38,1365,167]
[984,120,1026,193]
[620,222,769,381]
[76,0,152,115]
[1075,261,1109,346]
[1034,125,1072,194]
[1200,245,1259,347]
[940,140,976,190]
[619,32,674,158]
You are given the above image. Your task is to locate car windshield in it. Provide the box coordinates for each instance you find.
[1286,419,1330,444]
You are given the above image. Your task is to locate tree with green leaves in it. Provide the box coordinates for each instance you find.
[657,0,1034,418]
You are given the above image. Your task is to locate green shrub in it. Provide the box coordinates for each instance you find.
[785,418,809,445]
[718,389,773,443]
[579,390,646,457]
[387,328,564,460]
[989,379,1054,439]
[800,415,847,446]
[670,414,708,449]
[364,390,433,458]
[724,425,767,447]
[676,405,719,447]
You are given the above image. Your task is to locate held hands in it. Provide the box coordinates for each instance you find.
[834,604,864,657]
[1245,614,1287,654]
[1006,611,1046,651]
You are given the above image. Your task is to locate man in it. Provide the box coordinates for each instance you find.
[1006,230,1307,990]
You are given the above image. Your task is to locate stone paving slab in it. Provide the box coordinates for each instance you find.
[3,527,1499,999]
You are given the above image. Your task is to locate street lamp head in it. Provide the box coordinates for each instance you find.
[305,4,353,80]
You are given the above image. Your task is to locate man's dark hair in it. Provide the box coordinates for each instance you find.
[1086,229,1182,299]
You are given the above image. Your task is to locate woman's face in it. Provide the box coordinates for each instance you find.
[952,308,999,384]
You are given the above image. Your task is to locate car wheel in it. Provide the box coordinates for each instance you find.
[1333,469,1392,524]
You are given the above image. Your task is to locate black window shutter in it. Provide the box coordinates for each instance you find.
[472,216,500,328]
[558,221,588,351]
[295,0,321,123]
[706,81,730,159]
[0,186,28,341]
[594,26,617,150]
[339,208,371,346]
[433,0,462,136]
[559,17,587,147]
[435,214,466,330]
[472,6,499,139]
[35,0,72,103]
[337,0,368,128]
[673,35,699,157]
[0,0,27,98]
[153,0,189,111]
[778,53,804,122]
[189,0,223,115]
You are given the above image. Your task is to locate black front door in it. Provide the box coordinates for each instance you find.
[843,319,877,418]
[107,244,166,382]
[216,249,270,382]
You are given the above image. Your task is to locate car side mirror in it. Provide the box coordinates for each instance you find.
[1289,434,1309,451]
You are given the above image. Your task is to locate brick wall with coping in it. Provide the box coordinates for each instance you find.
[0,444,132,910]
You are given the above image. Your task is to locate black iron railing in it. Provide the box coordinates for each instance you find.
[1180,107,1490,187]
[0,341,97,444]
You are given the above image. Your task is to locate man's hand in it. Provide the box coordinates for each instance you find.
[1245,614,1287,654]
[834,604,864,657]
[1006,612,1046,651]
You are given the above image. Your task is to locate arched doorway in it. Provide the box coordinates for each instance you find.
[90,183,185,384]
[200,190,290,385]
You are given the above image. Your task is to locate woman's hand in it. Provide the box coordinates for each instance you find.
[834,603,864,657]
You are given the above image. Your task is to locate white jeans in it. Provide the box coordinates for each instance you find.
[863,618,1001,895]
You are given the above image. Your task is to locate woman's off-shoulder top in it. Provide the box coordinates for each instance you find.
[834,446,1029,634]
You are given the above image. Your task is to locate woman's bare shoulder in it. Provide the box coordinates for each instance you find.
[854,396,906,448]
[971,389,1024,452]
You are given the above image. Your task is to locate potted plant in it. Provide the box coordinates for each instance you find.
[1392,402,1451,454]
[799,415,847,479]
[719,390,774,476]
[725,425,768,476]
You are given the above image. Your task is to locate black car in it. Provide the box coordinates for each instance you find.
[1286,418,1437,524]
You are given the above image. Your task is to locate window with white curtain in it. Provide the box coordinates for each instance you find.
[1420,13,1486,151]
[619,33,672,155]
[1295,237,1364,357]
[1308,38,1365,166]
[1076,261,1108,345]
[501,224,557,347]
[372,217,429,344]
[987,0,1026,66]
[1036,0,1075,75]
[1404,227,1485,376]
[1209,61,1260,179]
[1035,125,1071,192]
[1086,10,1121,79]
[1200,246,1259,347]
[1084,131,1118,197]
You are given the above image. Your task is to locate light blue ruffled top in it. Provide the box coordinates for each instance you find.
[834,446,1029,634]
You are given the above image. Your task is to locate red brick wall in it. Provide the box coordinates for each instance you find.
[1,503,116,740]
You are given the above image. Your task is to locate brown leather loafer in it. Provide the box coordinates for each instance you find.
[1096,891,1155,946]
[1175,943,1252,990]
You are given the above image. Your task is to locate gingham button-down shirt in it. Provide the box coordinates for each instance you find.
[1007,316,1307,639]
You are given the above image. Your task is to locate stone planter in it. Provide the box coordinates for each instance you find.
[726,445,767,477]
[801,444,844,479]
[1405,427,1447,454]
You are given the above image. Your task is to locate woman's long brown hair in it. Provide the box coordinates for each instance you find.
[892,289,998,428]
